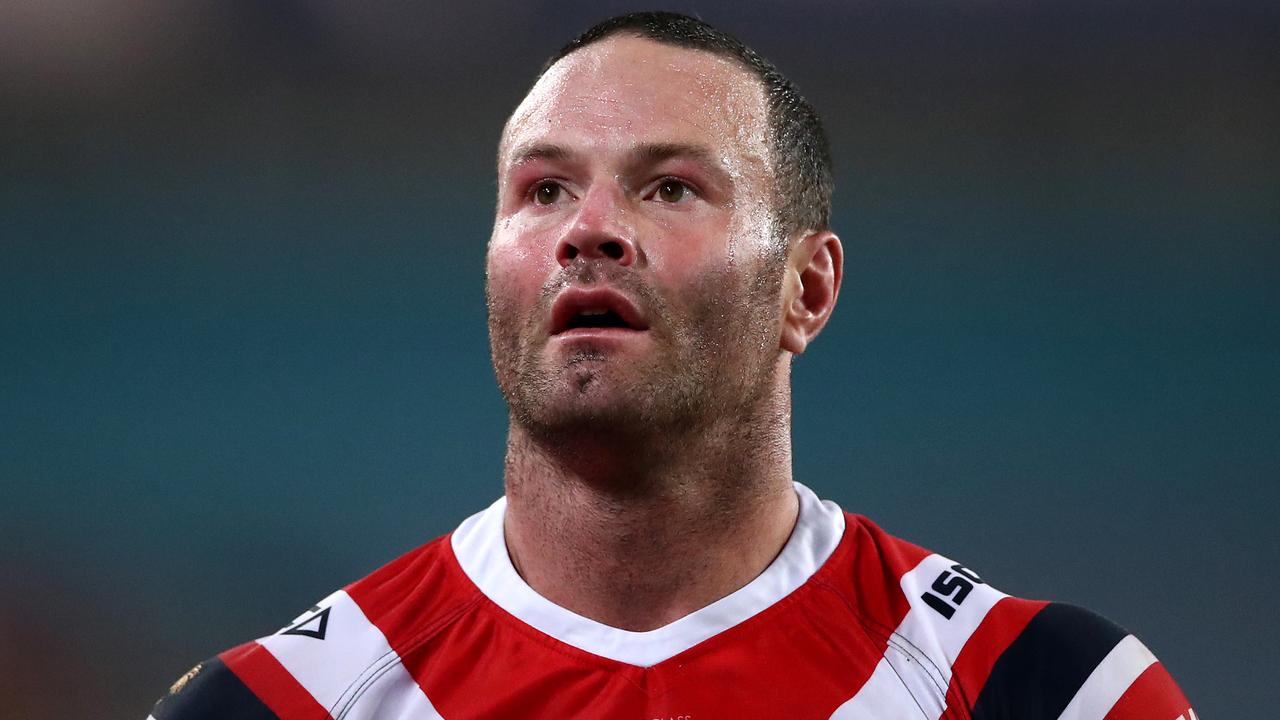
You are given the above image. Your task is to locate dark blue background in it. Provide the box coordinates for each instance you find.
[3,1,1275,715]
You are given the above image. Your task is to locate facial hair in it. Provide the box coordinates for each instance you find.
[486,251,787,447]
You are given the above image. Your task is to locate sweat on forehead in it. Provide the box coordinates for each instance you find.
[497,36,772,175]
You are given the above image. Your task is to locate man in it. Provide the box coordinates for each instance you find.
[150,12,1194,719]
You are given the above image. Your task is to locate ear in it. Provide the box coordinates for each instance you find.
[780,230,843,355]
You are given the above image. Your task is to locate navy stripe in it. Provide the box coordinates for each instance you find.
[969,602,1128,720]
[150,656,277,720]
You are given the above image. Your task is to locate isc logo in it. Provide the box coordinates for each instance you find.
[920,564,984,620]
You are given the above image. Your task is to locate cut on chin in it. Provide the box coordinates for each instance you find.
[542,351,648,400]
[523,366,646,425]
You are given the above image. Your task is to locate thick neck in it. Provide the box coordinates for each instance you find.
[501,378,799,632]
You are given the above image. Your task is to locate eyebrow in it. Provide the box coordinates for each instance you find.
[630,142,733,191]
[507,142,577,168]
[631,142,718,169]
[505,141,731,187]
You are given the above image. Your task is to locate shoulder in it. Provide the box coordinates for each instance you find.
[148,652,281,720]
[149,534,478,719]
[826,514,1195,719]
[969,601,1194,719]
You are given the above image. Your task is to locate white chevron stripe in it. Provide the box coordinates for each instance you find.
[338,665,444,720]
[1056,634,1157,720]
[830,655,932,718]
[829,553,1007,719]
[256,589,443,719]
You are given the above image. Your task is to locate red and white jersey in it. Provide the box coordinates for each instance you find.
[150,483,1194,719]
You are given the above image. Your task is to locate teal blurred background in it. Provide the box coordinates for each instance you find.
[2,1,1276,716]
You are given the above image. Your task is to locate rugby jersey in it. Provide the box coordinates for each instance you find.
[149,483,1194,719]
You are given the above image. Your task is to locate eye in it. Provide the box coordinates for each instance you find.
[654,178,692,203]
[531,181,564,206]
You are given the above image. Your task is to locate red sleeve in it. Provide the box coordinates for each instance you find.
[1103,661,1195,720]
[221,642,332,720]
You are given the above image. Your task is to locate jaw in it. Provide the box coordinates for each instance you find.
[512,359,660,436]
[503,362,795,505]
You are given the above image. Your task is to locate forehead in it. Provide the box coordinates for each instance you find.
[499,35,771,173]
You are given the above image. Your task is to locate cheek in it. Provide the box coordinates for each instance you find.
[641,215,723,286]
[642,211,773,299]
[486,226,557,310]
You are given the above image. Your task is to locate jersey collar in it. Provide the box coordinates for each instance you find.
[450,481,845,667]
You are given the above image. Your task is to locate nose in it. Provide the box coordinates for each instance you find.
[555,186,637,268]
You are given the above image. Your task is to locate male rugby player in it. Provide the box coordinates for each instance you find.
[150,12,1194,719]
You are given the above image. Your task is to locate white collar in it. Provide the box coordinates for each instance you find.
[450,481,845,667]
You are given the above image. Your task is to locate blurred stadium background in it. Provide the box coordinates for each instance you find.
[2,1,1276,716]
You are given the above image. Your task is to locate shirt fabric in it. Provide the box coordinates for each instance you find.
[149,483,1195,719]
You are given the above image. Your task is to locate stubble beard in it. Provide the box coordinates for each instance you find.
[486,260,786,453]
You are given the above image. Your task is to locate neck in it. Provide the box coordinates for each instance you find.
[501,381,799,632]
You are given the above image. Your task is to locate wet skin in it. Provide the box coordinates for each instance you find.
[486,36,788,440]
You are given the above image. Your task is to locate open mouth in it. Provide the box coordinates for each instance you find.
[550,287,649,335]
[564,309,632,330]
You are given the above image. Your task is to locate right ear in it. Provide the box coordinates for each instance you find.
[780,230,843,355]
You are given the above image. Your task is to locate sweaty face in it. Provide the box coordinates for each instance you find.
[486,36,787,440]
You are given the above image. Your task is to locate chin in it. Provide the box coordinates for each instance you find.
[513,388,654,439]
[538,394,644,430]
[509,360,710,439]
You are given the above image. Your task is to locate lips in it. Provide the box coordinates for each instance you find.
[549,287,650,335]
